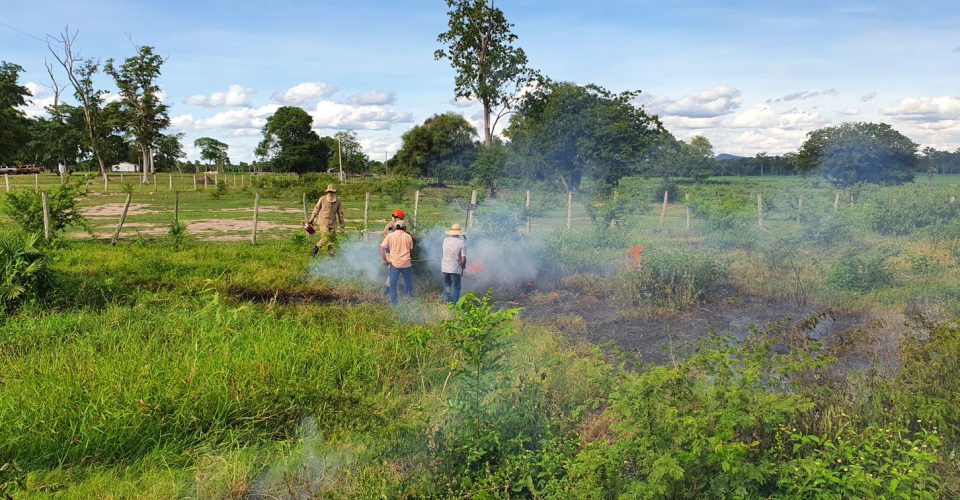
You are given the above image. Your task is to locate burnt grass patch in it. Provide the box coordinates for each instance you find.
[512,284,867,366]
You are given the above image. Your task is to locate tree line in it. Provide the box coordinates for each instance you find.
[3,7,959,192]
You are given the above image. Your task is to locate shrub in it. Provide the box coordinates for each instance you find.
[0,231,50,313]
[863,185,960,238]
[472,202,524,239]
[1,176,89,236]
[167,220,189,251]
[826,248,893,293]
[612,249,725,309]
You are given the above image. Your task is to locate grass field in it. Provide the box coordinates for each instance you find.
[2,173,960,497]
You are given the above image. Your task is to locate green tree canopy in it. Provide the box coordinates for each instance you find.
[323,131,368,175]
[257,106,328,177]
[393,112,478,185]
[505,80,669,191]
[193,137,230,172]
[436,0,535,146]
[796,122,918,188]
[105,45,170,179]
[0,61,31,165]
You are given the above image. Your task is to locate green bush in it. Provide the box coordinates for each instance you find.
[612,249,725,309]
[863,185,959,238]
[826,249,893,293]
[0,231,50,313]
[1,176,89,236]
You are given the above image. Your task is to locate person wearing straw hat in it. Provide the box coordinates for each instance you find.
[308,184,345,257]
[441,223,467,303]
[381,208,407,295]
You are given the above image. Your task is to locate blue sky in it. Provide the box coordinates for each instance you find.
[4,0,959,162]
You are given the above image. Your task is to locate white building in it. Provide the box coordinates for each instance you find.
[111,162,140,173]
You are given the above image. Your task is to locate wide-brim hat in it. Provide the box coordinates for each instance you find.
[325,184,337,193]
[444,223,466,236]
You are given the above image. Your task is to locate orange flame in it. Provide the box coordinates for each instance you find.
[466,263,485,276]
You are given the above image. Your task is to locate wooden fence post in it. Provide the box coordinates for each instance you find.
[41,192,51,241]
[251,192,260,245]
[4,174,8,193]
[757,193,763,228]
[950,196,956,204]
[525,190,531,235]
[413,190,421,229]
[34,173,39,193]
[153,174,157,192]
[566,191,573,230]
[103,175,108,192]
[112,193,132,245]
[363,192,370,240]
[658,191,669,230]
[174,191,180,223]
[833,192,840,210]
[302,192,308,224]
[685,193,691,230]
[467,189,478,228]
[193,175,197,191]
[120,173,124,184]
[168,174,172,191]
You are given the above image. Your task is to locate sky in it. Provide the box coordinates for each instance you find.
[3,0,960,163]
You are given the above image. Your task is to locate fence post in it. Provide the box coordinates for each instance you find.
[193,175,197,191]
[525,189,531,235]
[103,175,108,192]
[566,191,573,230]
[467,189,477,228]
[685,193,691,230]
[112,193,132,245]
[174,191,180,223]
[363,192,370,240]
[153,174,157,192]
[168,174,172,191]
[833,192,840,210]
[951,196,956,204]
[757,193,763,228]
[658,191,669,230]
[41,192,51,241]
[120,173,124,184]
[34,173,39,193]
[3,173,8,193]
[251,192,260,245]
[302,192,308,225]
[413,190,421,229]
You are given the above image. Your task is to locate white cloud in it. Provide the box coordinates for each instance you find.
[778,109,828,129]
[348,90,395,105]
[730,104,778,128]
[731,128,808,154]
[194,104,280,130]
[357,136,401,157]
[278,82,338,104]
[838,107,860,116]
[660,115,725,130]
[185,84,254,107]
[309,101,413,130]
[170,113,195,130]
[860,91,877,102]
[767,88,838,103]
[18,82,54,118]
[880,96,960,122]
[643,86,742,118]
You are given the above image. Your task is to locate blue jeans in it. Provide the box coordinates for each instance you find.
[443,272,462,303]
[388,265,413,304]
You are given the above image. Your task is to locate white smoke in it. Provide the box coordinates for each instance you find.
[307,228,546,294]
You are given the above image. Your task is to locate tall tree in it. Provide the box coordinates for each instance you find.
[506,80,668,191]
[48,30,110,179]
[436,0,534,146]
[325,131,368,175]
[0,61,31,165]
[154,133,185,172]
[796,122,918,188]
[105,45,170,182]
[394,112,478,185]
[193,137,230,172]
[257,106,329,177]
[471,140,507,196]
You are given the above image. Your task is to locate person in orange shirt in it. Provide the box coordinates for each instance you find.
[379,219,414,304]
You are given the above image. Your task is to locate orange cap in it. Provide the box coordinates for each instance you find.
[392,209,406,219]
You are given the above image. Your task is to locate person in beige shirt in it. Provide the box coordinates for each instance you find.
[308,184,345,257]
[381,208,406,295]
[379,219,414,304]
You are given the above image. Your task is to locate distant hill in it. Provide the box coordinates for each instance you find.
[716,153,747,161]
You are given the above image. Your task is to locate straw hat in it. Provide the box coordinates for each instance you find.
[325,184,337,193]
[444,223,466,236]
